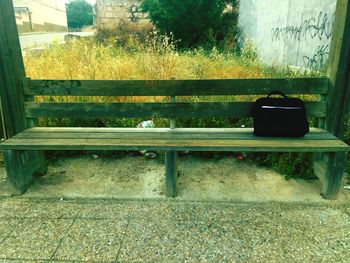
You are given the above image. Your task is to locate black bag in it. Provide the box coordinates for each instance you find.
[253,92,309,137]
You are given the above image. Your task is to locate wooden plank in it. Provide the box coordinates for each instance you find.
[313,161,327,184]
[321,0,350,200]
[326,0,350,138]
[21,127,330,133]
[13,131,337,140]
[165,151,178,197]
[24,78,329,96]
[0,0,27,135]
[24,101,327,118]
[3,148,46,195]
[320,153,347,200]
[3,150,35,195]
[12,128,339,141]
[0,0,47,195]
[17,127,330,133]
[1,136,348,152]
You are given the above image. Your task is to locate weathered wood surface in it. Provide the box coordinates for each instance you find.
[0,0,27,135]
[15,127,332,133]
[1,128,348,152]
[3,149,47,195]
[24,78,329,96]
[326,0,350,138]
[24,101,327,118]
[3,150,34,195]
[0,0,47,195]
[314,153,347,199]
[313,0,350,200]
[165,151,178,197]
[10,127,340,140]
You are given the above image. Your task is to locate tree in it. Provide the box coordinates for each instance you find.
[141,0,238,48]
[66,0,93,29]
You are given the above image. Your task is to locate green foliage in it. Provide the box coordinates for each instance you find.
[66,0,93,29]
[248,152,316,179]
[141,0,239,49]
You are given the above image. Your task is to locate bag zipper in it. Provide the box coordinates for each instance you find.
[261,106,302,110]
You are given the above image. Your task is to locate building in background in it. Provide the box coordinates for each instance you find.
[13,0,68,33]
[239,0,336,71]
[96,0,149,30]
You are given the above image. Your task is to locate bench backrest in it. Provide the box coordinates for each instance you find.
[23,78,329,121]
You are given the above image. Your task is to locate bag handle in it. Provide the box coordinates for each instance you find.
[267,91,288,98]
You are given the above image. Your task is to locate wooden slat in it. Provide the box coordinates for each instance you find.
[16,127,331,133]
[0,0,27,136]
[0,128,348,152]
[24,78,329,96]
[165,151,178,197]
[12,128,338,140]
[0,0,47,195]
[24,101,327,118]
[326,0,350,138]
[1,140,347,152]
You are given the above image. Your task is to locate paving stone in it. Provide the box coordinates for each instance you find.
[0,260,41,262]
[76,201,145,219]
[0,219,73,260]
[235,219,350,262]
[77,201,279,223]
[273,205,350,228]
[0,199,31,219]
[0,198,350,262]
[53,219,128,262]
[22,201,80,219]
[0,219,16,244]
[0,260,46,263]
[118,218,242,262]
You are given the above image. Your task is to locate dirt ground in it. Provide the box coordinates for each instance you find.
[0,153,349,202]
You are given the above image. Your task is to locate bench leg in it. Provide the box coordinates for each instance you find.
[3,150,47,195]
[32,151,48,177]
[165,151,178,197]
[313,152,347,200]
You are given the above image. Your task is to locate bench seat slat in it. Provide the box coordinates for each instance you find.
[1,128,348,152]
[24,78,329,96]
[24,101,327,118]
[12,128,337,140]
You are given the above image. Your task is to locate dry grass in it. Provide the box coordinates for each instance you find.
[24,38,266,81]
[24,36,308,105]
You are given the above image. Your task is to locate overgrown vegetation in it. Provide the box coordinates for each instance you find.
[66,0,94,30]
[141,0,239,49]
[20,33,331,179]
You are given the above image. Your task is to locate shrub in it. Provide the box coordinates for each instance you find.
[141,0,239,49]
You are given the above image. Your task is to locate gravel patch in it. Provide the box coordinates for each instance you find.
[0,219,73,260]
[53,219,128,262]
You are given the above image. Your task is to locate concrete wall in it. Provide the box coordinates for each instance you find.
[239,0,336,70]
[96,0,150,30]
[13,0,68,33]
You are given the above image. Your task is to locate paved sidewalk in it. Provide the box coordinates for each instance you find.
[0,197,349,262]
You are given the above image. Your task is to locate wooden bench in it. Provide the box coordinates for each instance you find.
[0,78,349,199]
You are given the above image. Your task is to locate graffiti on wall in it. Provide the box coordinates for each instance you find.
[303,44,329,71]
[271,11,334,70]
